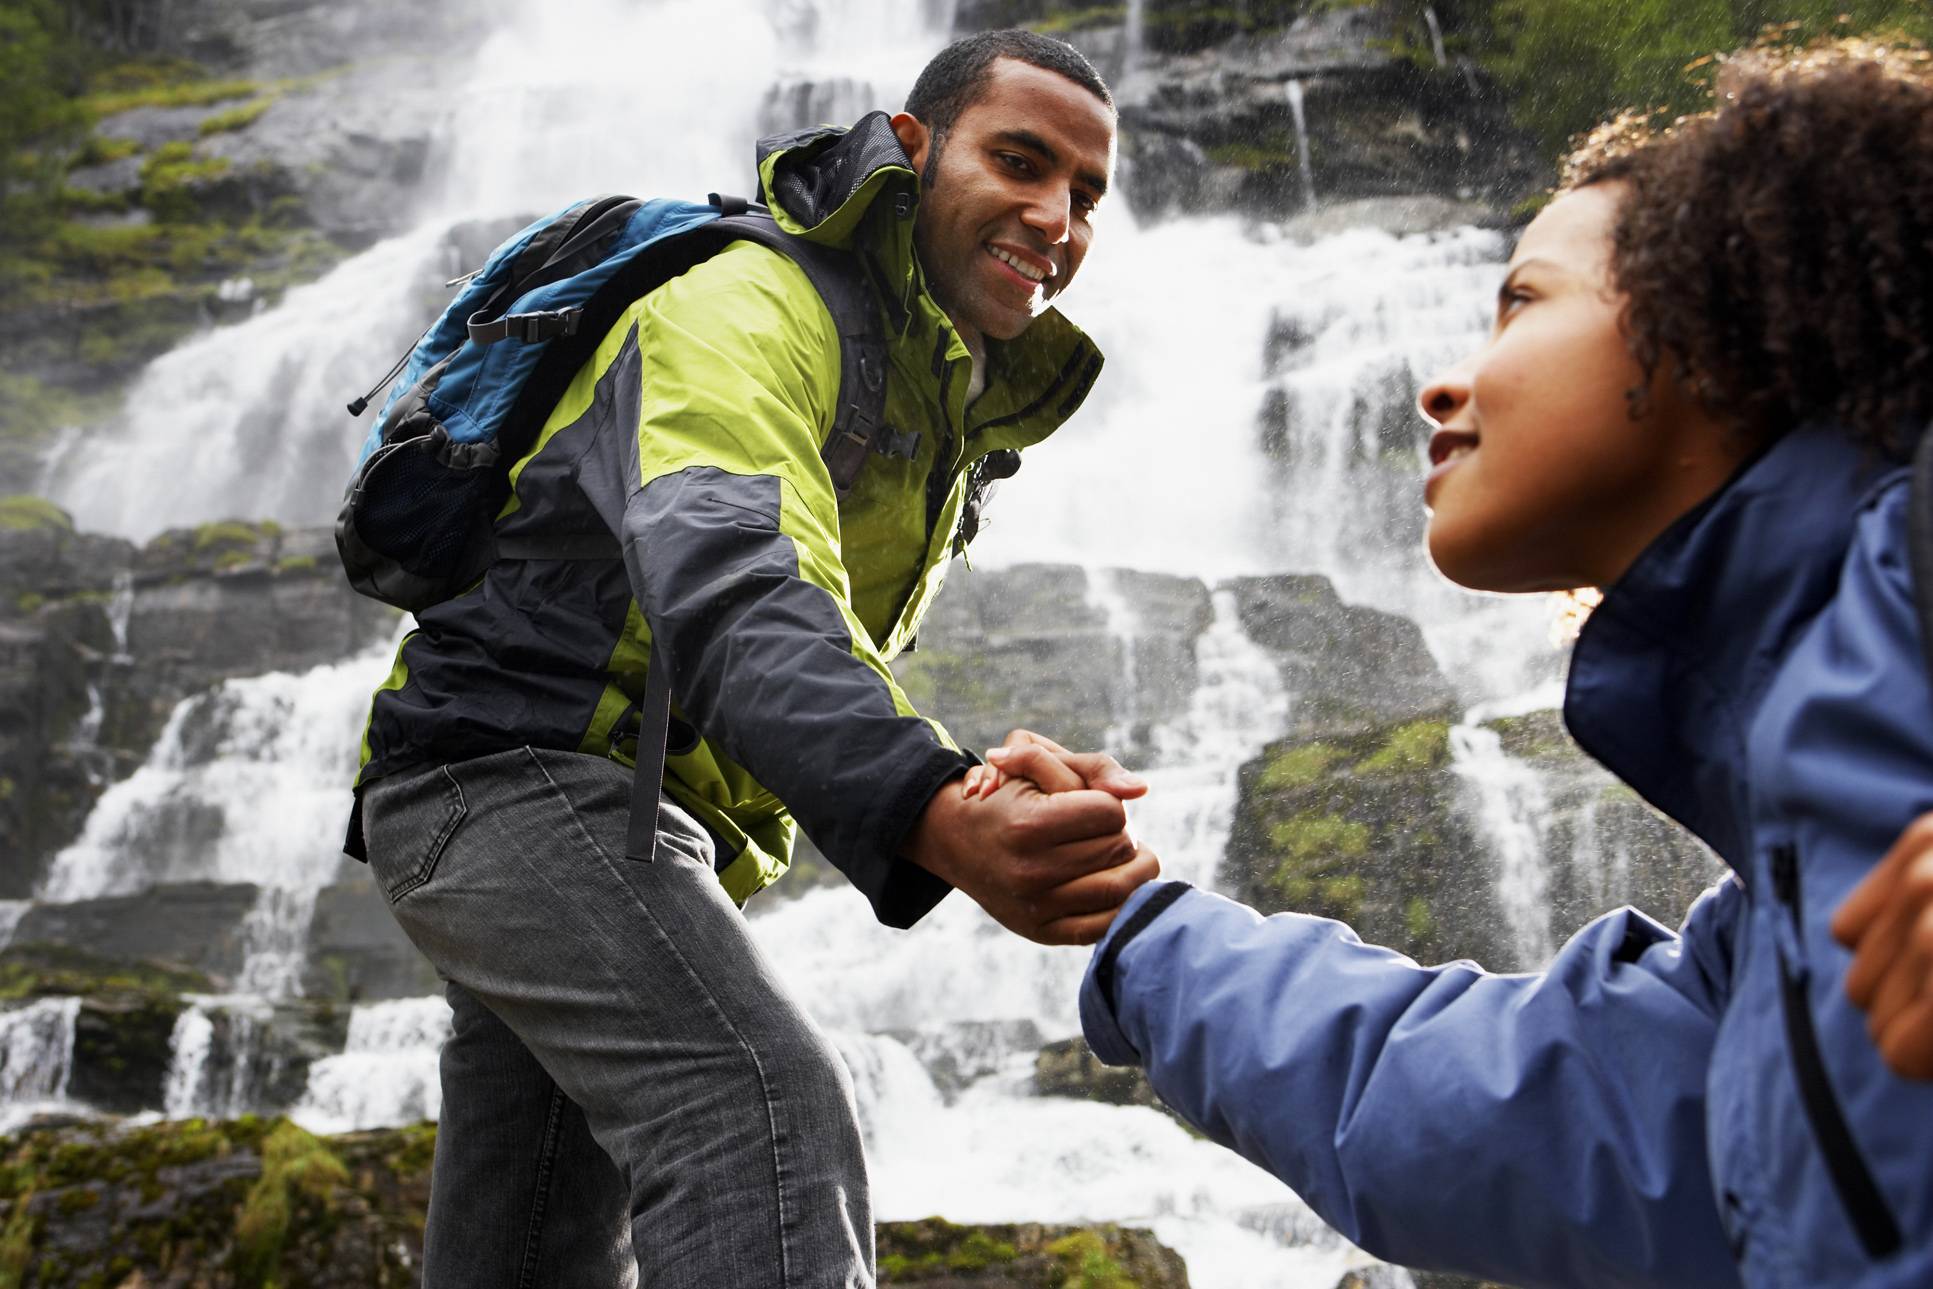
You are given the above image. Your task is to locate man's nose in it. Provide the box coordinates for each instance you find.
[1020,189,1072,244]
[1417,364,1472,426]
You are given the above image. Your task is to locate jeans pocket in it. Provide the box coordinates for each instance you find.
[370,767,468,904]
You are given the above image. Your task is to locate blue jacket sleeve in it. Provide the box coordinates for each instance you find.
[1079,880,1747,1289]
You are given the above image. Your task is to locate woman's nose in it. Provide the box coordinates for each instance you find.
[1417,366,1472,426]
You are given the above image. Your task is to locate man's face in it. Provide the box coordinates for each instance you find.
[895,58,1116,352]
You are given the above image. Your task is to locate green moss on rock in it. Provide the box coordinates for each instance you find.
[0,944,213,1004]
[1227,715,1510,968]
[0,496,73,533]
[198,97,276,137]
[1354,719,1450,776]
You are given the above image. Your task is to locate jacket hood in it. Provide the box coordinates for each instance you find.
[756,112,917,248]
[1564,424,1906,860]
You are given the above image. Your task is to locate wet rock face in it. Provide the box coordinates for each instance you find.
[302,875,440,1003]
[1229,573,1457,740]
[73,0,491,80]
[893,562,1211,766]
[12,882,262,985]
[954,2,1542,221]
[0,516,395,892]
[1034,1035,1171,1118]
[1223,716,1511,969]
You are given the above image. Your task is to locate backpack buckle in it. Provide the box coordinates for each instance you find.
[513,308,583,343]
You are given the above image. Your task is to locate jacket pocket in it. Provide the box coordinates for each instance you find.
[1768,843,1904,1259]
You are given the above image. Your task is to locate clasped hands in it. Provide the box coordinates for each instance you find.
[903,730,1158,946]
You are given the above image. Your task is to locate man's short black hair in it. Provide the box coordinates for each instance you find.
[904,28,1114,137]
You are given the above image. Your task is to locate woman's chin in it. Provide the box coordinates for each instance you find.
[1425,531,1560,596]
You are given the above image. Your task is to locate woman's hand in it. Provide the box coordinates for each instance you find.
[1833,814,1933,1080]
[960,728,1149,801]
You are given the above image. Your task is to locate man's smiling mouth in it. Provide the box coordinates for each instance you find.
[986,243,1050,284]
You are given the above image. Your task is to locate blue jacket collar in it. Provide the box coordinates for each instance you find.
[1563,425,1899,860]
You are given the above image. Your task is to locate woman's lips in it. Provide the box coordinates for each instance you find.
[1424,428,1478,504]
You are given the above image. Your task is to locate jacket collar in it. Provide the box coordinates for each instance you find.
[1564,425,1901,859]
[755,113,1103,452]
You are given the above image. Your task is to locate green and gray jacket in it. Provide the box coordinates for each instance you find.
[357,114,1103,928]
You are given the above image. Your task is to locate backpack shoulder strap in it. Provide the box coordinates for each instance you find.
[711,209,908,497]
[1909,425,1933,680]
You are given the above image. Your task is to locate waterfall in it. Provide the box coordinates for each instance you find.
[0,903,29,953]
[37,640,396,996]
[1125,0,1147,70]
[1448,723,1555,968]
[1286,80,1316,211]
[162,1005,217,1118]
[1422,6,1448,68]
[0,997,83,1131]
[1085,568,1144,759]
[290,996,452,1135]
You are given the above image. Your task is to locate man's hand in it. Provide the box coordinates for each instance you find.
[1833,813,1933,1080]
[904,735,1156,946]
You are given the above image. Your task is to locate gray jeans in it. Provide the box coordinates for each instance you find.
[361,746,873,1288]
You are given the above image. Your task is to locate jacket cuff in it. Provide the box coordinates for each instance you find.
[1080,880,1194,1066]
[860,745,977,928]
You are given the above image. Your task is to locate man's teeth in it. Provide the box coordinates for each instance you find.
[988,245,1046,282]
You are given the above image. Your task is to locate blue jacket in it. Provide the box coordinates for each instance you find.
[1080,426,1933,1287]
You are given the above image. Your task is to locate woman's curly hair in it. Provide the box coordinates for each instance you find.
[1562,38,1933,457]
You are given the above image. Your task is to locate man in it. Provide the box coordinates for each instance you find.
[350,29,1146,1289]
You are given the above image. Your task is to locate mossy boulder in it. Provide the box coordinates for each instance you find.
[0,1115,424,1288]
[880,1216,1190,1286]
[1224,715,1511,968]
[1034,1036,1172,1119]
[0,1117,1187,1288]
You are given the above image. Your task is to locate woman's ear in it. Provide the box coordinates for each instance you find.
[890,112,931,174]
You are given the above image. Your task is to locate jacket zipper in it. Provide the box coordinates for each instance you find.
[1768,844,1904,1259]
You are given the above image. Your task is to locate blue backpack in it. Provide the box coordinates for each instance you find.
[335,190,906,614]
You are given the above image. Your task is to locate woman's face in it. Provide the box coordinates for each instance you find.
[1417,182,1745,593]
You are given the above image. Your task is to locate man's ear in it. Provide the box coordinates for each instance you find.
[890,112,930,174]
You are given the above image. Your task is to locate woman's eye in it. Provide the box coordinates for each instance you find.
[1498,288,1531,319]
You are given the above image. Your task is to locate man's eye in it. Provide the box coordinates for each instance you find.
[997,151,1033,174]
[1073,192,1098,215]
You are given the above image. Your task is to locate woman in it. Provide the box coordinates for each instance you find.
[1061,38,1933,1289]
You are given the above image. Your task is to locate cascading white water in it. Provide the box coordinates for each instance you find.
[1084,568,1143,756]
[0,904,30,953]
[291,996,452,1135]
[1448,724,1554,967]
[1286,80,1317,211]
[38,640,397,996]
[0,997,84,1132]
[1423,7,1449,68]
